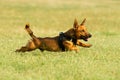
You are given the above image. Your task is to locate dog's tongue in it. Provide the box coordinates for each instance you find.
[85,38,88,41]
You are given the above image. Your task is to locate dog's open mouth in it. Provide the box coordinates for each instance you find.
[83,37,89,41]
[81,34,92,41]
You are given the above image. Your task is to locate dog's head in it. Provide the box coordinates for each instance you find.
[73,18,92,41]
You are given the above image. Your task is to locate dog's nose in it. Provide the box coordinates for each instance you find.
[88,34,92,38]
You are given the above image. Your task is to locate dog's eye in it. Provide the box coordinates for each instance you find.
[80,30,84,32]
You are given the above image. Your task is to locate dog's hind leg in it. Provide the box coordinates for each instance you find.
[16,24,42,52]
[16,46,29,52]
[15,40,37,52]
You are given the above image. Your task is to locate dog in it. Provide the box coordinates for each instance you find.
[16,18,92,52]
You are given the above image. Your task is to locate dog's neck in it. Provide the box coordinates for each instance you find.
[64,28,77,45]
[64,28,76,39]
[58,28,77,51]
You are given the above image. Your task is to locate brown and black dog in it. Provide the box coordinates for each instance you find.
[16,18,92,52]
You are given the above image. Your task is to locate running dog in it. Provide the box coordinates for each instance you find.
[16,18,92,52]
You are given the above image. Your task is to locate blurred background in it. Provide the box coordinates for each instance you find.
[0,0,120,80]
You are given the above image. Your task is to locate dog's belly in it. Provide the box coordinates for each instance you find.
[40,38,61,51]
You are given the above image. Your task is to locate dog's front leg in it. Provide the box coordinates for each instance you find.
[77,40,92,48]
[63,41,78,52]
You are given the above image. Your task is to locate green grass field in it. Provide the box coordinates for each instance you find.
[0,0,120,80]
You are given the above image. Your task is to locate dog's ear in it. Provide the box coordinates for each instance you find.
[80,18,86,25]
[73,18,78,29]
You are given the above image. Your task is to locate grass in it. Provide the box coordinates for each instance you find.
[0,0,120,80]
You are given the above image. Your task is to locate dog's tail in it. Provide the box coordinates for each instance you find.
[25,24,37,39]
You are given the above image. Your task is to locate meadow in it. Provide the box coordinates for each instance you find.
[0,0,120,80]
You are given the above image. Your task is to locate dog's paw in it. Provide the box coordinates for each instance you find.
[86,44,92,48]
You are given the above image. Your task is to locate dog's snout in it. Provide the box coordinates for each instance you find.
[88,33,92,38]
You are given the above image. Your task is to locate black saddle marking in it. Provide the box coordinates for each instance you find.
[58,32,66,51]
[58,32,78,51]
